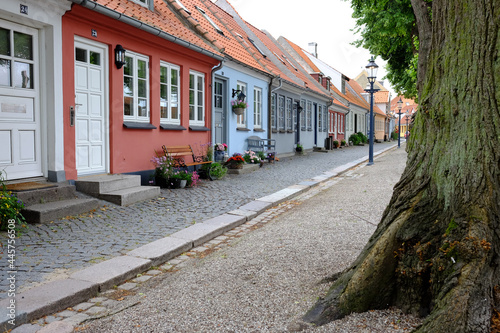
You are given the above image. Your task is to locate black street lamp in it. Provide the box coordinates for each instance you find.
[405,112,410,139]
[364,56,379,165]
[397,98,403,148]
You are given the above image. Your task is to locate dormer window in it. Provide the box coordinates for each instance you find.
[248,38,266,58]
[196,6,224,35]
[174,0,191,14]
[318,75,323,85]
[130,0,153,10]
[273,52,286,65]
[282,55,297,71]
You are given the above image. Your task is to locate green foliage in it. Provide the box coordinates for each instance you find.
[341,140,346,146]
[391,131,399,140]
[357,132,368,144]
[349,0,418,98]
[208,162,227,180]
[349,133,361,145]
[333,140,340,148]
[0,170,26,231]
[257,151,266,160]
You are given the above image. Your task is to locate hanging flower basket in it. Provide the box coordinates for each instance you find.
[232,107,245,116]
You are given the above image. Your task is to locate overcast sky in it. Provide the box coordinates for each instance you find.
[226,0,394,94]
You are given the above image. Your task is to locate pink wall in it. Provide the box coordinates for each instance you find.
[62,5,220,180]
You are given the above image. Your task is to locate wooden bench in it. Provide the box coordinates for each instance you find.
[162,145,211,169]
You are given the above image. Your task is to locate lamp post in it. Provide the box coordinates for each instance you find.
[364,56,379,165]
[397,98,403,148]
[405,112,410,139]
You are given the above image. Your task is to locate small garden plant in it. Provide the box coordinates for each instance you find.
[0,170,26,231]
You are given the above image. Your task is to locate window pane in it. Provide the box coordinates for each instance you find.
[75,48,86,62]
[189,74,194,88]
[90,51,100,65]
[138,79,146,98]
[14,32,32,60]
[197,76,203,90]
[138,98,147,117]
[189,105,194,120]
[123,77,133,96]
[197,91,203,106]
[198,106,203,121]
[171,106,178,120]
[0,28,10,56]
[171,86,178,103]
[160,84,168,100]
[160,102,167,119]
[0,59,11,86]
[160,66,167,83]
[14,61,32,88]
[189,90,194,105]
[137,60,147,79]
[124,56,133,76]
[124,96,133,116]
[171,68,178,85]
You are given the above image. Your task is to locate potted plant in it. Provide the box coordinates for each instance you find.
[295,143,303,153]
[243,150,261,165]
[224,154,245,169]
[151,153,173,188]
[168,171,191,188]
[214,143,227,162]
[333,140,340,149]
[341,140,347,147]
[231,99,247,116]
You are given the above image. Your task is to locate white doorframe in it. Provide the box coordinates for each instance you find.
[74,37,109,176]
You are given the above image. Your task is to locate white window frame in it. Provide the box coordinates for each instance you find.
[189,70,205,126]
[271,93,277,129]
[253,87,262,129]
[278,95,285,130]
[123,52,150,122]
[130,0,149,7]
[236,81,247,128]
[160,61,180,125]
[323,106,328,132]
[286,97,293,130]
[307,101,312,131]
[318,105,322,132]
[300,99,306,131]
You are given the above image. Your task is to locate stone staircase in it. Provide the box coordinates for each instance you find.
[75,174,160,206]
[17,183,100,224]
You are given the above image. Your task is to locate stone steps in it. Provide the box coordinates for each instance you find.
[75,174,160,206]
[15,183,100,224]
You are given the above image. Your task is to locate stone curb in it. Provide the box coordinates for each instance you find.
[1,144,398,332]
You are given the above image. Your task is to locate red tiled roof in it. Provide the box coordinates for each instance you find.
[347,79,386,116]
[94,0,222,57]
[390,95,418,114]
[374,91,390,104]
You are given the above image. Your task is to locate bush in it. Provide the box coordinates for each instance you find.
[341,140,346,146]
[0,171,26,231]
[208,162,227,180]
[333,140,339,148]
[357,132,368,144]
[391,131,399,140]
[349,133,360,145]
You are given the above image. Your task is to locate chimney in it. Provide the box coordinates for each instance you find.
[308,42,318,58]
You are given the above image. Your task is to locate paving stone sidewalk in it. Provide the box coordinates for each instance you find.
[0,142,397,299]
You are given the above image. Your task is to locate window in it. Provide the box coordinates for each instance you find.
[307,101,312,130]
[248,38,266,58]
[124,52,149,121]
[196,6,224,35]
[271,93,277,130]
[278,95,285,130]
[293,100,298,131]
[174,0,191,13]
[286,97,293,130]
[273,52,286,65]
[189,71,205,125]
[300,99,306,131]
[323,106,328,132]
[0,28,34,89]
[160,62,180,124]
[254,87,262,129]
[318,105,322,132]
[340,114,344,133]
[131,0,148,6]
[282,55,297,71]
[236,81,247,127]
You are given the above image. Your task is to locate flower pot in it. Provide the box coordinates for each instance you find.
[167,178,182,189]
[232,107,245,116]
[155,176,168,188]
[227,163,243,169]
[179,179,187,188]
[214,150,225,162]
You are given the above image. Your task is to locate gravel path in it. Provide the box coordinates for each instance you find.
[79,146,422,332]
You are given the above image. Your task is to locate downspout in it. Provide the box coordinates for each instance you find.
[69,0,224,62]
[211,60,224,146]
[344,102,351,137]
[268,75,282,140]
[326,98,333,146]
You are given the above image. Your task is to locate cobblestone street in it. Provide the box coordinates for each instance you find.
[0,142,397,298]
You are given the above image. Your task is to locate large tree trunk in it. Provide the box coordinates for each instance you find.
[304,0,500,332]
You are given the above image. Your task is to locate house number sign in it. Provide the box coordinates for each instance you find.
[20,4,28,15]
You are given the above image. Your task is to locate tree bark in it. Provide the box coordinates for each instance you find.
[304,0,500,332]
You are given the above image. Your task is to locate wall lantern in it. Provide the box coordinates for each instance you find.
[115,44,126,69]
[232,89,246,100]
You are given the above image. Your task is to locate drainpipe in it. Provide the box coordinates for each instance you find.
[268,75,282,140]
[211,61,224,146]
[344,102,351,137]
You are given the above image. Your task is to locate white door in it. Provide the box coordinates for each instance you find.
[0,21,41,180]
[74,39,108,176]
